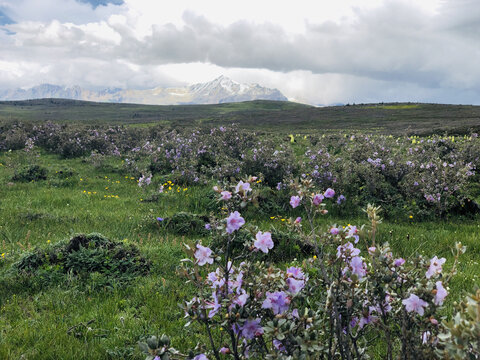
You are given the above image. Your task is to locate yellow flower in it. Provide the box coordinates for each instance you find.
[47,240,51,244]
[270,216,275,219]
[409,215,413,219]
[313,255,317,259]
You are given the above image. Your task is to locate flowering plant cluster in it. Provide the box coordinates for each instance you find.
[156,177,467,359]
[1,123,478,217]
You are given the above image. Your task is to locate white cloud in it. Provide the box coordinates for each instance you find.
[1,0,479,105]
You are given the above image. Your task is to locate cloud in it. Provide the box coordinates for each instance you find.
[0,0,479,104]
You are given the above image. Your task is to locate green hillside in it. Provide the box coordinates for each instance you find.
[1,98,480,134]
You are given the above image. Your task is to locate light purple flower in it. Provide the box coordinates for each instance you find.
[235,180,251,194]
[337,242,360,258]
[254,231,274,254]
[262,291,290,314]
[349,256,367,279]
[193,354,208,360]
[402,294,429,316]
[287,278,305,294]
[156,217,164,221]
[422,331,431,345]
[345,225,359,243]
[221,191,232,200]
[324,188,335,198]
[394,258,405,266]
[294,217,302,224]
[241,319,264,339]
[426,256,446,279]
[273,339,286,352]
[194,244,214,266]
[232,291,249,307]
[226,211,245,234]
[290,195,301,208]
[220,347,230,354]
[312,193,324,206]
[330,227,340,235]
[336,195,346,204]
[434,281,448,305]
[205,223,211,230]
[286,266,305,279]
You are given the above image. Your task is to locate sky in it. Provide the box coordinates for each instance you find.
[0,0,479,105]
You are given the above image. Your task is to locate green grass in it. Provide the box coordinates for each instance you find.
[0,151,479,359]
[2,99,480,134]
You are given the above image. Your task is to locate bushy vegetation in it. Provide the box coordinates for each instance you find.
[0,120,479,359]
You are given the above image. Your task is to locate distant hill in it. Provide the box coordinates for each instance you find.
[0,76,288,105]
[0,99,479,134]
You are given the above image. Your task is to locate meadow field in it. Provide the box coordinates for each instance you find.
[1,103,480,359]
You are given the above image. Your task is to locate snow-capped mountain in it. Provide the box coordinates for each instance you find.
[0,76,287,105]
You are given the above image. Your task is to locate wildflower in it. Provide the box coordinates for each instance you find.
[194,244,214,266]
[394,258,405,266]
[409,215,413,219]
[330,227,340,235]
[324,188,335,198]
[273,339,286,352]
[312,193,324,206]
[254,231,274,254]
[287,278,305,294]
[262,291,290,314]
[220,347,230,354]
[294,216,302,224]
[235,180,251,194]
[345,225,359,243]
[193,355,208,360]
[226,211,245,234]
[402,294,428,315]
[156,217,164,221]
[205,223,211,230]
[220,191,232,200]
[426,256,446,279]
[336,195,346,204]
[290,195,301,208]
[422,331,431,344]
[349,256,367,278]
[241,319,263,340]
[286,267,305,279]
[434,281,448,305]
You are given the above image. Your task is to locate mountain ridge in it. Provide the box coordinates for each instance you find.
[0,76,288,105]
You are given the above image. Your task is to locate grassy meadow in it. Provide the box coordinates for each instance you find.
[0,100,480,358]
[0,145,479,359]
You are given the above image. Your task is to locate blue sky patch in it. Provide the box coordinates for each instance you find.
[77,0,124,8]
[0,9,15,26]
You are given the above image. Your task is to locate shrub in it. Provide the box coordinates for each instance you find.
[12,164,48,182]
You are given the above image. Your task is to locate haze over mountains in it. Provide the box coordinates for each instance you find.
[0,76,288,105]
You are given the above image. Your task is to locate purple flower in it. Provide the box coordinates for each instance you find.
[286,266,305,279]
[254,231,274,254]
[294,216,302,224]
[287,278,305,294]
[194,244,214,266]
[345,225,359,243]
[220,347,230,354]
[156,217,164,221]
[273,339,286,352]
[394,258,405,267]
[312,193,324,206]
[349,256,367,279]
[262,291,290,314]
[220,191,232,200]
[193,354,208,360]
[422,331,431,345]
[241,319,264,339]
[330,227,340,235]
[226,211,245,234]
[426,256,446,279]
[434,281,448,305]
[324,188,335,198]
[235,180,251,194]
[336,195,346,204]
[402,294,428,316]
[337,242,360,258]
[205,223,211,230]
[290,195,301,208]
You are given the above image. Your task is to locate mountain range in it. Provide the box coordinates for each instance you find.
[0,76,288,105]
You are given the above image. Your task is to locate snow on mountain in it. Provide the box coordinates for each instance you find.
[0,76,288,105]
